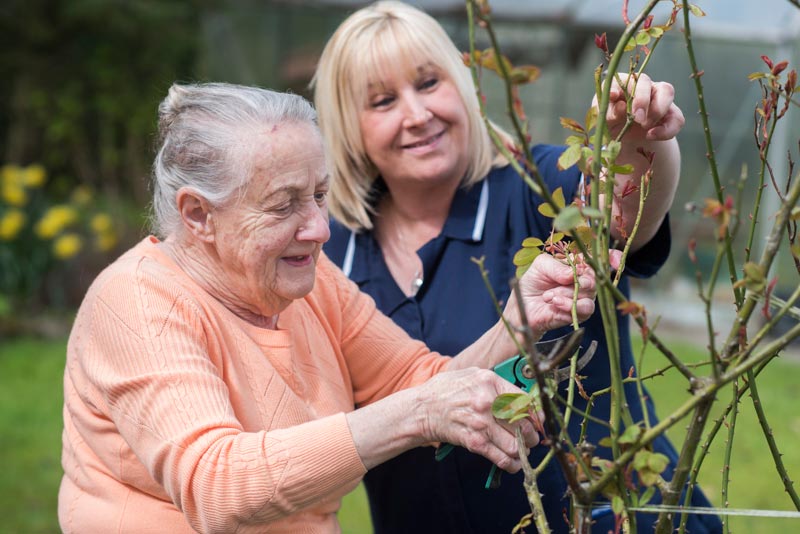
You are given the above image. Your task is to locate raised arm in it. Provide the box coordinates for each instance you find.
[597,73,685,251]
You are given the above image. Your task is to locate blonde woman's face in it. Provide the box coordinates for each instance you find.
[358,64,470,190]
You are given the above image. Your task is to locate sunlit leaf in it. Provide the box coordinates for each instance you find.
[513,246,541,266]
[635,31,651,46]
[638,469,660,487]
[748,72,767,81]
[557,143,583,171]
[560,117,585,134]
[565,134,585,146]
[521,236,544,247]
[647,452,669,473]
[688,4,706,17]
[647,27,664,38]
[492,392,533,420]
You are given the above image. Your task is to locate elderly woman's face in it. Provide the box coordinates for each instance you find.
[211,122,330,316]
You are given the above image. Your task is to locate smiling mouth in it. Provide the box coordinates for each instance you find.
[403,130,445,149]
[282,254,313,266]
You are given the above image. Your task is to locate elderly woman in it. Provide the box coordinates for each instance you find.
[57,83,597,533]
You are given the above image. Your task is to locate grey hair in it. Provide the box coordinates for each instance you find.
[151,82,317,237]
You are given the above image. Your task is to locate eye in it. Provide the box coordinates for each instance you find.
[270,202,293,217]
[370,94,395,109]
[313,190,328,205]
[418,76,439,91]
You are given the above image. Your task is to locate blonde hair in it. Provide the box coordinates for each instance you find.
[312,0,508,231]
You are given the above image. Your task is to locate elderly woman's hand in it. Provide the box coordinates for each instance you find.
[417,367,540,473]
[505,252,606,341]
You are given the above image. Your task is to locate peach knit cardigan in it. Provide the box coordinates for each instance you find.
[59,236,448,533]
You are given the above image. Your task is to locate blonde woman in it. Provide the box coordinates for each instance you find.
[313,2,720,532]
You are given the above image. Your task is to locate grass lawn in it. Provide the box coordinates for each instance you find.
[2,334,798,533]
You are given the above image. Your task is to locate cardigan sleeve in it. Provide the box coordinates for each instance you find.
[69,255,365,533]
[313,254,451,407]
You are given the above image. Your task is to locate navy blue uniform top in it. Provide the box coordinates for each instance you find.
[325,145,721,534]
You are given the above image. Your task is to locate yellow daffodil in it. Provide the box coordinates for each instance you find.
[21,164,47,188]
[94,231,118,252]
[1,165,22,186]
[35,205,78,239]
[0,209,26,240]
[53,233,83,259]
[1,181,27,207]
[70,185,93,206]
[90,213,113,234]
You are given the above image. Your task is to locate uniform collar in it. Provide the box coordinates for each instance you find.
[441,179,489,242]
[342,179,489,284]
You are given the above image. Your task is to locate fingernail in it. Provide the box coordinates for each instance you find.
[635,109,646,123]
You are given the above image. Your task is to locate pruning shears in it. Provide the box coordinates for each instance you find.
[435,328,597,489]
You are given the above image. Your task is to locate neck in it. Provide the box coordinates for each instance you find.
[158,237,281,329]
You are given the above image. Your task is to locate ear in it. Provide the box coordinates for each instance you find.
[175,187,215,242]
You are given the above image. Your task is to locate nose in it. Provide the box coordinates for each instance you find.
[296,202,330,244]
[401,95,433,128]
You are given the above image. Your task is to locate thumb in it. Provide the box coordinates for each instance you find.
[609,249,623,271]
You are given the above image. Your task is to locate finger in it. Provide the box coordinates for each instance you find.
[646,103,685,140]
[643,81,675,128]
[630,75,654,125]
[609,249,623,270]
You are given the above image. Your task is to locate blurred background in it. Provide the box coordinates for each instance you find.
[1,0,799,532]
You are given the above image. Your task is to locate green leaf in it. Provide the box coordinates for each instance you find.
[748,72,767,81]
[647,452,670,474]
[580,207,603,220]
[612,495,625,514]
[557,143,582,171]
[606,140,622,161]
[538,188,565,217]
[491,392,533,420]
[640,486,656,506]
[635,31,651,46]
[513,246,541,266]
[633,450,650,471]
[623,37,637,52]
[515,264,530,279]
[521,236,544,248]
[647,27,664,38]
[742,261,766,293]
[608,163,635,175]
[585,106,598,134]
[565,134,585,146]
[790,206,800,221]
[618,424,642,445]
[688,4,706,17]
[598,436,614,448]
[567,225,594,246]
[638,469,659,487]
[554,205,585,232]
